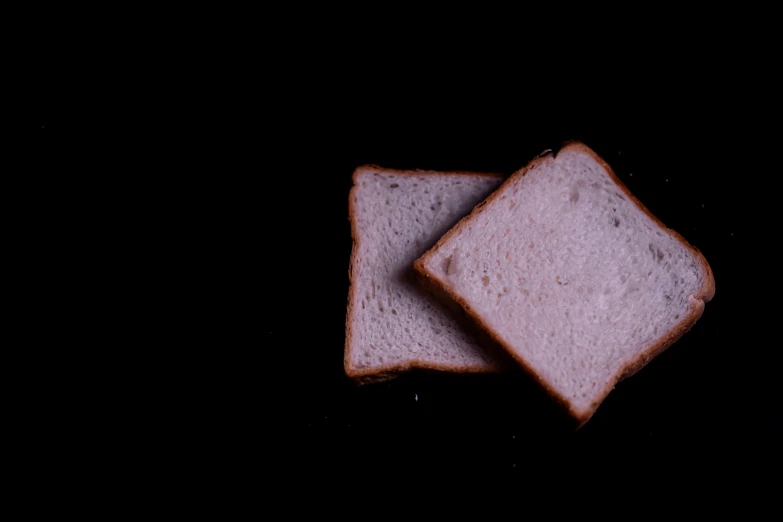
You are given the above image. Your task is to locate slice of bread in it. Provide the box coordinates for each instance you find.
[415,142,715,425]
[345,165,506,384]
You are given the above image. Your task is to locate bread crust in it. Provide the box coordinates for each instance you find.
[414,142,715,426]
[345,165,505,385]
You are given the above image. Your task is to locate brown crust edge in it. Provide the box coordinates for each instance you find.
[413,142,716,426]
[562,141,715,304]
[345,165,506,385]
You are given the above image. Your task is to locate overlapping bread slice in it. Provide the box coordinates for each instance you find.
[415,142,714,424]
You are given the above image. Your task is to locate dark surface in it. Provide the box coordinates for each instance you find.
[34,53,774,478]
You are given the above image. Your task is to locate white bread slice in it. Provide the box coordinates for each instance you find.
[415,142,715,425]
[345,165,506,384]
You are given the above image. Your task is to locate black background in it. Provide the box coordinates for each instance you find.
[34,30,778,480]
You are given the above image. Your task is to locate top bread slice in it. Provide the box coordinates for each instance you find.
[345,165,506,384]
[414,142,715,425]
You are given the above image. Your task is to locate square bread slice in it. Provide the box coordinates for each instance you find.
[345,165,506,384]
[414,142,715,424]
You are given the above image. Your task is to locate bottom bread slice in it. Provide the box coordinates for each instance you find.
[345,165,506,384]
